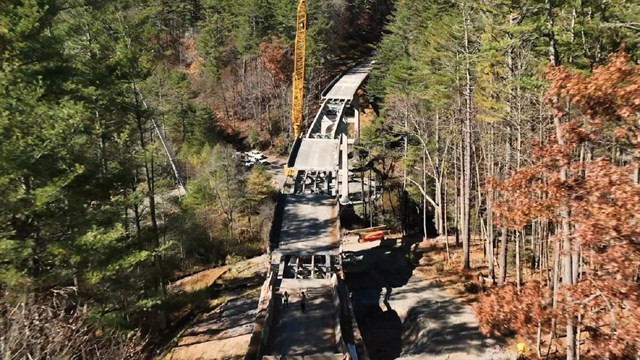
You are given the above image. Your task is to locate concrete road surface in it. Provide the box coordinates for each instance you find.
[324,62,373,101]
[269,279,339,356]
[293,139,340,171]
[278,195,339,254]
[346,247,514,360]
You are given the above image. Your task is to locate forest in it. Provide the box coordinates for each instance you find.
[1,0,639,359]
[369,1,640,359]
[0,0,391,357]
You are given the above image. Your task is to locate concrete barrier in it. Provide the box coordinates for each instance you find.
[287,137,303,168]
[269,193,287,252]
[321,74,342,100]
[245,271,277,360]
[330,274,349,357]
[336,278,369,360]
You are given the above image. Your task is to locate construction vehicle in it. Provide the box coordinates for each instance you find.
[290,0,307,138]
[341,225,404,244]
[359,230,385,243]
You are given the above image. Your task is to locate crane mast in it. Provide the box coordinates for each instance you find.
[291,0,307,138]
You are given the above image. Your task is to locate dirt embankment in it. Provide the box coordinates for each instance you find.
[160,255,269,360]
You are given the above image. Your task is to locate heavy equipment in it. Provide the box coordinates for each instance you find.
[290,0,307,138]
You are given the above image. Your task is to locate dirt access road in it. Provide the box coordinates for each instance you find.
[345,244,514,360]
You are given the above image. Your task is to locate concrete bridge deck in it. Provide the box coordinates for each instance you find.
[269,279,338,356]
[278,195,339,255]
[292,139,340,171]
[251,61,373,360]
[323,63,373,102]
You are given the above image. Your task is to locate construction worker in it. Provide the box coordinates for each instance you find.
[300,291,307,313]
[282,291,289,309]
[516,341,527,359]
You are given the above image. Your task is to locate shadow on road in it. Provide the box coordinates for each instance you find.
[351,291,402,360]
[344,244,416,290]
[275,195,338,254]
[400,295,494,356]
[344,245,414,360]
[344,241,505,360]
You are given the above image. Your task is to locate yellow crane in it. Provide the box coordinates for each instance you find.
[290,0,307,138]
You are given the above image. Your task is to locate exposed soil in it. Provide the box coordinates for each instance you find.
[168,266,230,295]
[412,237,544,359]
[159,255,268,360]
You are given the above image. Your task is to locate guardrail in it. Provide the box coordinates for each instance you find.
[245,270,276,360]
[321,74,342,100]
[330,274,349,358]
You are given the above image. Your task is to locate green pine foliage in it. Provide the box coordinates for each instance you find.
[364,0,640,247]
[0,0,378,354]
[0,0,289,346]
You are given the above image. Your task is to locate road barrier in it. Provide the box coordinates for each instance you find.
[245,269,277,360]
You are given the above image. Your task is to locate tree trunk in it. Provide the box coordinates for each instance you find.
[546,0,575,353]
[369,166,374,227]
[402,109,408,234]
[462,9,472,271]
[361,165,367,221]
[486,181,494,282]
[557,115,576,360]
[435,180,444,235]
[499,227,508,284]
[133,83,167,302]
[486,124,495,282]
[422,149,428,240]
[435,112,445,235]
[443,178,451,263]
[455,141,460,247]
[516,229,521,291]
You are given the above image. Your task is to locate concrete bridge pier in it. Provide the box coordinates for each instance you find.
[340,134,350,205]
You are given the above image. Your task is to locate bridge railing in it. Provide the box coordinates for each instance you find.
[330,274,349,356]
[335,275,370,360]
[321,74,342,100]
[245,270,277,360]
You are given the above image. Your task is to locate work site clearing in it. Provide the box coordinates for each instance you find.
[160,240,520,360]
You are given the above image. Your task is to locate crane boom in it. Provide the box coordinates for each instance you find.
[291,0,307,138]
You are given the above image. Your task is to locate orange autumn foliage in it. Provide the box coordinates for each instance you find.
[476,52,640,359]
[258,36,289,84]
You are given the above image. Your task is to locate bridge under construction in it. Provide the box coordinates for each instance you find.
[244,61,374,360]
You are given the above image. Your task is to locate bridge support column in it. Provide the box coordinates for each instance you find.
[354,108,360,140]
[340,134,350,204]
[326,174,330,195]
[294,256,301,279]
[326,254,331,279]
